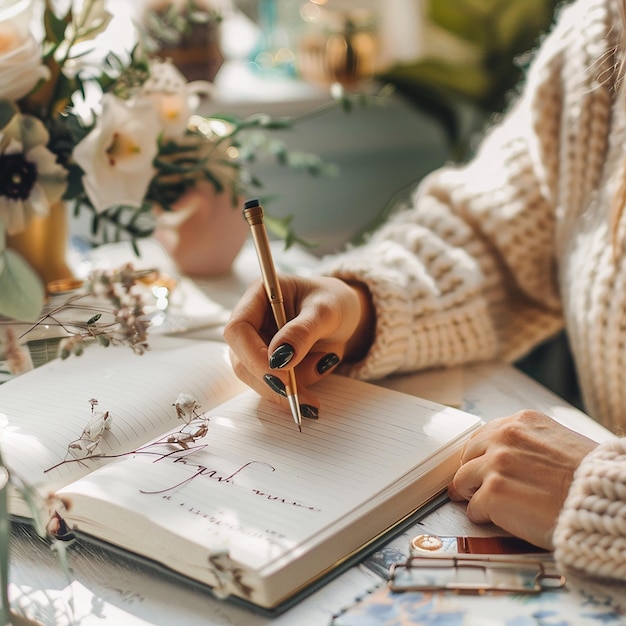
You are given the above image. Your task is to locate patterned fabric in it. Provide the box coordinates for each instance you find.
[321,0,626,592]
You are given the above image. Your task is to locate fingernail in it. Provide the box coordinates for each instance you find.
[300,404,319,419]
[269,343,295,369]
[263,374,287,397]
[317,353,340,374]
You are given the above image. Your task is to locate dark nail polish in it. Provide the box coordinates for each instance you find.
[263,374,287,397]
[300,404,319,419]
[269,343,295,369]
[317,353,340,374]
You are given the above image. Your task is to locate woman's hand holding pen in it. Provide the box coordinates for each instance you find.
[223,275,376,415]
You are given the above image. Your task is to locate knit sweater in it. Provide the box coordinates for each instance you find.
[322,0,626,593]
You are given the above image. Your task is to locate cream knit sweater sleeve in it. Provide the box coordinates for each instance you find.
[321,0,614,382]
[554,438,626,594]
[321,0,626,591]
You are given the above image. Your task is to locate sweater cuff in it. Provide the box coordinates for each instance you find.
[320,249,498,380]
[553,438,626,583]
[321,257,415,380]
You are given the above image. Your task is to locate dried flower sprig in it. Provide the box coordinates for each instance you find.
[46,393,206,473]
[167,392,207,450]
[208,549,254,600]
[66,398,112,461]
[0,264,153,372]
[59,264,152,357]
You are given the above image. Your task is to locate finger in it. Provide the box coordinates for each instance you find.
[458,413,526,464]
[266,276,359,369]
[229,349,321,418]
[228,278,272,329]
[266,309,335,371]
[447,483,465,501]
[465,482,499,525]
[448,457,484,502]
[228,347,273,398]
[270,347,342,386]
[224,282,275,374]
[225,281,327,413]
[465,476,532,529]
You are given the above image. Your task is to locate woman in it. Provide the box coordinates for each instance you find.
[224,0,626,593]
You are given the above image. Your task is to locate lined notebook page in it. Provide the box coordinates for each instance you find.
[0,339,246,508]
[60,374,481,575]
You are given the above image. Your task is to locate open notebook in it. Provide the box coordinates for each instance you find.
[0,339,482,613]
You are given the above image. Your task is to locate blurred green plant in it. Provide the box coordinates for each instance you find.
[379,0,563,157]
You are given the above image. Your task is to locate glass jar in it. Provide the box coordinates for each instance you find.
[297,3,380,87]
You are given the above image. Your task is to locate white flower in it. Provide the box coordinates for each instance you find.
[173,392,201,424]
[73,93,161,213]
[139,60,213,139]
[0,28,50,101]
[0,112,68,234]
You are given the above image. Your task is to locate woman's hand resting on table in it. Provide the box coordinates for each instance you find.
[448,410,598,549]
[223,275,375,416]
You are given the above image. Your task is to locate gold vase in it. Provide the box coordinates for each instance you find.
[6,201,74,289]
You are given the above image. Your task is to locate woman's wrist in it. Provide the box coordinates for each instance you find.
[343,280,376,363]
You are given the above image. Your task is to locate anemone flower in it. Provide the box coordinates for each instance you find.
[0,112,67,235]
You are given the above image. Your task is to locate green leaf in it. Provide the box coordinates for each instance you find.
[263,213,293,241]
[0,100,17,130]
[0,250,45,321]
[261,213,313,250]
[427,0,492,47]
[495,0,553,53]
[43,3,69,45]
[385,58,492,103]
[11,478,47,537]
[52,73,79,105]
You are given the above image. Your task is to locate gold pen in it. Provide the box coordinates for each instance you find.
[243,198,303,431]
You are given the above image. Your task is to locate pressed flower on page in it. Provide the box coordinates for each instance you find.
[73,94,161,213]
